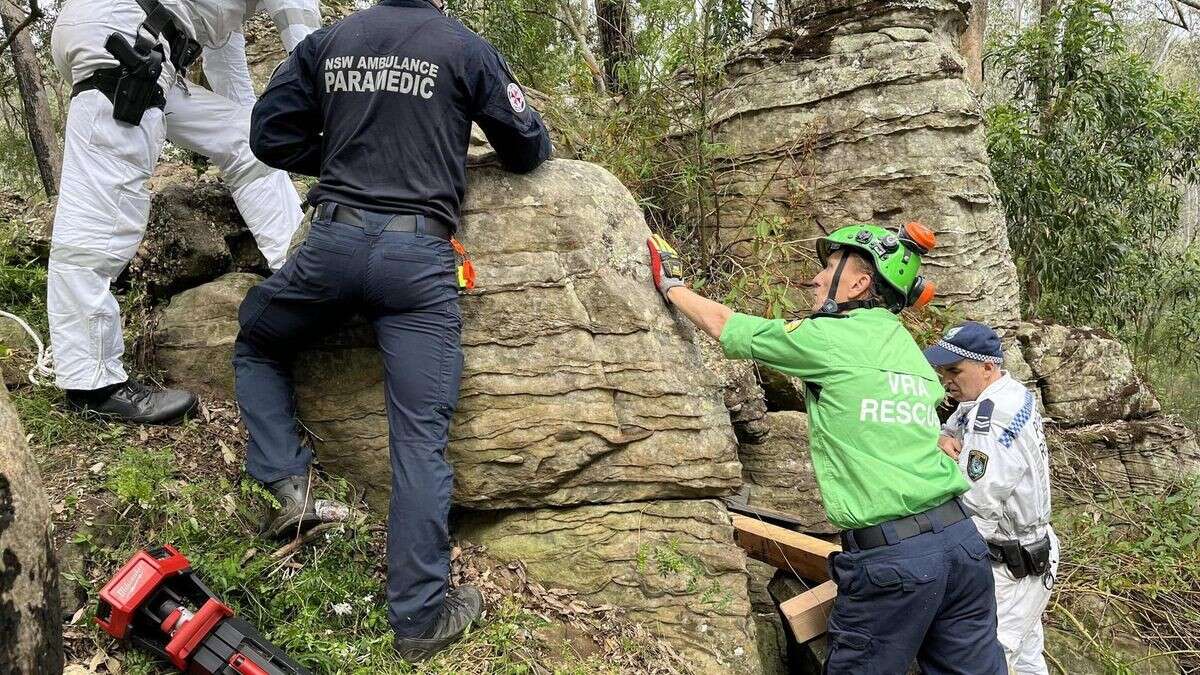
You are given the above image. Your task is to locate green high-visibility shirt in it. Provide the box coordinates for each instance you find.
[720,307,969,530]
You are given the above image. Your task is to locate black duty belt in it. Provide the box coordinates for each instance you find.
[316,203,453,241]
[987,535,1052,580]
[842,499,968,551]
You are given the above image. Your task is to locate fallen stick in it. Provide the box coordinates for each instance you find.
[270,522,343,561]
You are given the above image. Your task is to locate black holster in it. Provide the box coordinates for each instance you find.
[72,33,166,126]
[987,535,1052,579]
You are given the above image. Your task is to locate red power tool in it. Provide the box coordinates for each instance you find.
[97,545,311,675]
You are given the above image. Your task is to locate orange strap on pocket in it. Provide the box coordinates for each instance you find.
[451,237,475,291]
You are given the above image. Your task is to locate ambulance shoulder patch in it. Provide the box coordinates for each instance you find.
[972,399,994,433]
[507,83,527,113]
[785,319,803,333]
[967,449,989,481]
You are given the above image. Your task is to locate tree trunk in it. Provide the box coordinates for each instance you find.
[596,0,632,95]
[751,0,767,33]
[1035,0,1056,132]
[0,383,63,674]
[1,0,61,197]
[558,0,607,95]
[959,0,987,91]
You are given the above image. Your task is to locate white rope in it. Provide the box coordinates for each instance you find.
[0,309,53,386]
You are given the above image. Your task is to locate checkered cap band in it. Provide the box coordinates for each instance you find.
[935,339,1004,364]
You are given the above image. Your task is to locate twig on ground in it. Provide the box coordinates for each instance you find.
[270,522,343,561]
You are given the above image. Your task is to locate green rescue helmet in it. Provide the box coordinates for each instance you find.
[815,221,937,314]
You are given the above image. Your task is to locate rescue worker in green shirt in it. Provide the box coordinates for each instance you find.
[647,224,1006,673]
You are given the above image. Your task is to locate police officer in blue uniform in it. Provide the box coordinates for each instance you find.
[235,0,551,662]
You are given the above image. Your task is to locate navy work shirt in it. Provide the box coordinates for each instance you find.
[249,0,553,228]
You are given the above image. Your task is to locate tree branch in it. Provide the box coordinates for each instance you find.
[0,1,42,55]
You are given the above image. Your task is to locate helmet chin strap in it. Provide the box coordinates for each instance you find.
[818,253,879,314]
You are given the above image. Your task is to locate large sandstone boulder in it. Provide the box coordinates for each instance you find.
[1048,417,1200,502]
[294,160,742,510]
[1016,322,1159,426]
[738,412,833,532]
[156,272,264,399]
[456,499,761,674]
[0,384,63,673]
[698,0,1021,327]
[155,160,744,511]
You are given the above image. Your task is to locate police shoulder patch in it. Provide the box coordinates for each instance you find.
[967,449,989,481]
[972,399,995,433]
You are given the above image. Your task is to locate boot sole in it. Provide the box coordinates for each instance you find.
[394,625,472,664]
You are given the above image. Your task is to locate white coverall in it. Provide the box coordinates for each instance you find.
[943,372,1059,675]
[48,0,318,390]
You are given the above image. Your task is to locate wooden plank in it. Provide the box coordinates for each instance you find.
[722,498,816,531]
[730,514,840,582]
[779,580,838,644]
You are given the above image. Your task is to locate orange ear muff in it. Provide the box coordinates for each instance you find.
[910,278,936,309]
[901,221,937,254]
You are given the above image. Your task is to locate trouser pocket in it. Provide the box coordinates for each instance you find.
[824,620,873,674]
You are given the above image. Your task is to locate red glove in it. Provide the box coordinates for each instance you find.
[647,234,686,301]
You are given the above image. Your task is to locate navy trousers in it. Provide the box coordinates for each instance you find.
[825,516,1007,674]
[233,208,463,638]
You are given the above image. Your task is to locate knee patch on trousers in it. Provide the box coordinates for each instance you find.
[50,244,133,278]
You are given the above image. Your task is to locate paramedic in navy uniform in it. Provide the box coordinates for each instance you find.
[237,0,552,662]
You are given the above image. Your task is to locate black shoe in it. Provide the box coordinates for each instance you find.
[65,378,197,425]
[393,585,483,663]
[265,474,322,540]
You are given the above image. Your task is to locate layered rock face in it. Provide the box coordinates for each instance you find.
[288,160,743,511]
[1018,322,1200,501]
[457,500,761,674]
[737,412,833,533]
[702,0,1021,327]
[155,160,761,673]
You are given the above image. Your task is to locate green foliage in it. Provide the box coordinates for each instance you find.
[450,1,588,93]
[1054,482,1200,669]
[107,448,175,507]
[986,0,1200,368]
[636,539,732,610]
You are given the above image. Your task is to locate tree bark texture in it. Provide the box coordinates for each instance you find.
[596,0,632,95]
[751,0,767,33]
[0,383,63,675]
[1,0,61,197]
[959,0,987,91]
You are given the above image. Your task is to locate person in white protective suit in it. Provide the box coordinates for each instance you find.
[924,321,1059,675]
[48,0,319,424]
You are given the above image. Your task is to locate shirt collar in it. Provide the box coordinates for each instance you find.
[975,371,1013,402]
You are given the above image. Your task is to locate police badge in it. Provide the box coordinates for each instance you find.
[967,449,989,481]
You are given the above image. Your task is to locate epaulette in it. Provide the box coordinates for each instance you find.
[972,399,994,433]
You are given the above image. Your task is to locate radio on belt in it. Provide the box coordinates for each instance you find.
[97,545,310,675]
